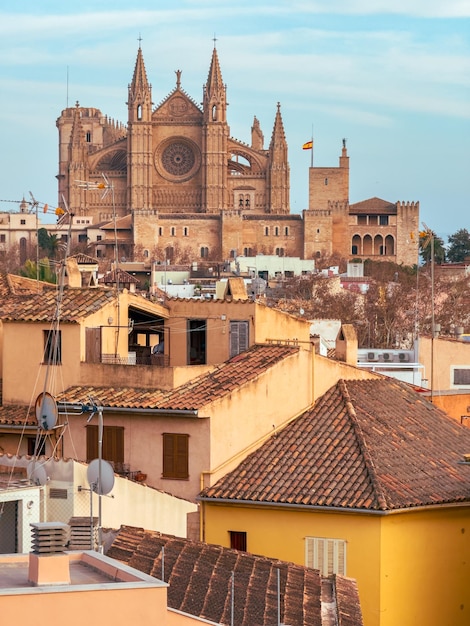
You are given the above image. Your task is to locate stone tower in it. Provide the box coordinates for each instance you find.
[202,45,229,212]
[127,43,153,211]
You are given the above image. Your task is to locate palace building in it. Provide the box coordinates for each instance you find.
[54,44,419,266]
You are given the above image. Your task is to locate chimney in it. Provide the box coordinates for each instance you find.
[28,522,71,586]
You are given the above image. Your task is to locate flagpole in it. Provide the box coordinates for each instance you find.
[311,125,313,168]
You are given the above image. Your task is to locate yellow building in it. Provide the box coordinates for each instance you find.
[200,377,470,626]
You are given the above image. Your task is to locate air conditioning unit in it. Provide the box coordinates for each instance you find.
[383,353,391,361]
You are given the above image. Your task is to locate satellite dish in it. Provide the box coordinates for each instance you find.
[34,392,58,430]
[87,459,115,495]
[27,461,48,486]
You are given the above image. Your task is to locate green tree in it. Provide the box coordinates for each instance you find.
[419,231,446,265]
[19,258,57,284]
[447,228,470,263]
[38,228,61,259]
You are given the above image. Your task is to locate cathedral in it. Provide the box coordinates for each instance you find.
[55,44,419,266]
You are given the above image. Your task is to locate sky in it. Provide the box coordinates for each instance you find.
[0,1,469,241]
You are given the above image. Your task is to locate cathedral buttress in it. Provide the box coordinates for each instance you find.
[267,103,290,214]
[68,103,89,214]
[202,45,229,212]
[127,44,153,210]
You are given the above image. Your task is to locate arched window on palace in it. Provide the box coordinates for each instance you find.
[19,237,27,265]
[200,246,209,258]
[264,226,269,236]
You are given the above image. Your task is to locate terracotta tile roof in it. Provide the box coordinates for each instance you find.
[100,268,140,284]
[57,344,299,411]
[70,253,98,264]
[201,378,470,511]
[107,525,363,626]
[0,272,56,296]
[0,286,117,322]
[349,197,396,215]
[0,405,36,428]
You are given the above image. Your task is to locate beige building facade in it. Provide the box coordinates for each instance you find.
[54,44,419,266]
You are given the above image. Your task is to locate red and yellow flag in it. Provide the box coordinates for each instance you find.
[302,140,313,150]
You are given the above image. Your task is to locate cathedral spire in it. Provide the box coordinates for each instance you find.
[127,45,152,123]
[268,103,290,213]
[269,102,287,151]
[203,45,227,123]
[206,45,224,97]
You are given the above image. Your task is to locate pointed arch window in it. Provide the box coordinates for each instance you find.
[212,105,217,121]
[284,227,289,236]
[137,104,142,121]
[86,131,91,143]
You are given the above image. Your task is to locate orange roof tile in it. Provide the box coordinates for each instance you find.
[57,344,299,411]
[107,525,363,626]
[349,197,396,215]
[201,378,470,511]
[0,287,116,322]
[0,405,36,428]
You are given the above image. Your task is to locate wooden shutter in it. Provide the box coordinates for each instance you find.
[230,321,249,358]
[163,433,189,479]
[306,537,346,576]
[86,327,102,364]
[86,425,124,464]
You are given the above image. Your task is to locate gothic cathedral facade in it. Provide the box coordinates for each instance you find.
[56,45,419,266]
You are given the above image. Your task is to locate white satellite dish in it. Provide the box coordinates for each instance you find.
[87,459,115,495]
[34,392,58,430]
[27,461,48,486]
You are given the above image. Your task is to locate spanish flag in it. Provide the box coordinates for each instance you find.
[302,140,313,150]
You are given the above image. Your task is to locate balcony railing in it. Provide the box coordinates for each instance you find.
[101,353,169,367]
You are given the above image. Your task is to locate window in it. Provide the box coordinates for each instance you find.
[324,178,328,185]
[183,227,188,237]
[230,321,249,358]
[21,219,26,225]
[230,531,247,552]
[86,131,91,142]
[284,227,289,236]
[275,247,285,257]
[264,227,269,236]
[452,368,470,387]
[137,104,142,120]
[43,330,62,365]
[171,227,176,237]
[86,425,124,465]
[305,537,346,576]
[188,319,206,365]
[274,226,279,236]
[352,245,358,255]
[159,227,163,236]
[0,234,5,243]
[200,246,209,258]
[78,234,87,243]
[162,433,189,479]
[27,437,46,457]
[96,235,102,241]
[379,215,389,226]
